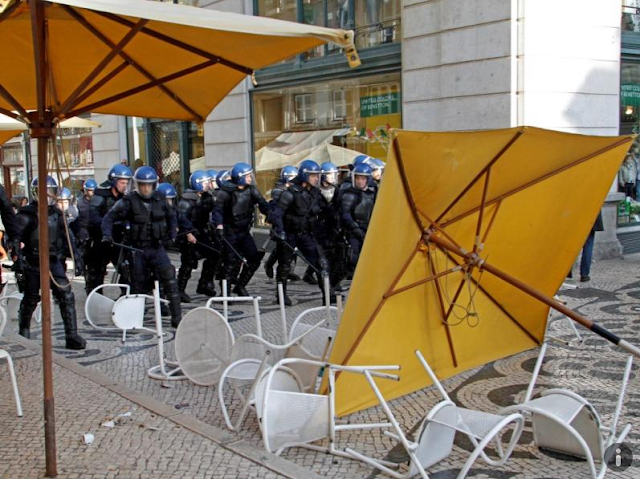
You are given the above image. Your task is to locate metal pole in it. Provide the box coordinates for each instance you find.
[29,0,57,475]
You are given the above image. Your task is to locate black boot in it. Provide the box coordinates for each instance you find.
[59,292,86,350]
[164,279,183,328]
[264,250,277,279]
[302,268,316,285]
[232,254,263,297]
[18,296,39,339]
[276,281,292,306]
[196,280,216,297]
[85,272,104,296]
[177,268,192,303]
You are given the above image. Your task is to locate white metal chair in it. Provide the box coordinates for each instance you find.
[218,304,338,431]
[501,342,633,479]
[0,306,22,417]
[84,283,156,341]
[255,357,400,458]
[347,350,525,479]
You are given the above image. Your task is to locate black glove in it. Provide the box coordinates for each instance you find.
[214,228,224,241]
[102,235,114,246]
[273,231,286,242]
[9,240,21,261]
[351,228,364,240]
[163,239,175,249]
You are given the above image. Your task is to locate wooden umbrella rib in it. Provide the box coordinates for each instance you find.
[416,206,464,251]
[481,199,502,244]
[57,10,149,117]
[0,84,29,119]
[94,11,253,76]
[338,242,421,367]
[393,137,426,231]
[384,265,462,299]
[65,59,216,119]
[474,169,491,254]
[441,275,467,325]
[427,248,459,367]
[0,106,21,120]
[0,0,20,25]
[430,237,540,345]
[63,5,204,121]
[436,130,524,224]
[442,136,634,228]
[64,60,129,115]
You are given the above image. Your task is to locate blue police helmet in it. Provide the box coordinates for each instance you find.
[216,170,232,188]
[108,164,133,188]
[230,162,253,186]
[297,159,321,183]
[58,187,73,200]
[351,163,373,184]
[206,169,218,189]
[353,155,371,167]
[133,166,158,199]
[189,170,211,192]
[31,175,59,205]
[320,162,339,185]
[366,157,385,172]
[83,179,97,191]
[280,165,298,183]
[157,182,177,199]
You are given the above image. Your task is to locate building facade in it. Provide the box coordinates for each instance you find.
[3,0,630,256]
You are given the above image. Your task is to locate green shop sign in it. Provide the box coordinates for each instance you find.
[360,92,400,117]
[622,84,640,106]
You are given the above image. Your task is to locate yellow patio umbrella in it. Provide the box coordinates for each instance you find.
[0,0,359,474]
[330,127,636,416]
[0,114,101,145]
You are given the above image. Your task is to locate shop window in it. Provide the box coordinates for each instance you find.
[295,93,314,123]
[623,1,640,33]
[333,90,347,120]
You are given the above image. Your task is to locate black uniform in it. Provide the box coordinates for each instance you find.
[264,181,290,278]
[86,187,127,293]
[102,190,182,327]
[271,180,328,302]
[340,184,376,268]
[211,184,269,296]
[176,189,219,300]
[15,203,86,349]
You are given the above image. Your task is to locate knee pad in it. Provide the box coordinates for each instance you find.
[158,264,176,281]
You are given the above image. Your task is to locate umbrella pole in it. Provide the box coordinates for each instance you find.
[426,233,640,358]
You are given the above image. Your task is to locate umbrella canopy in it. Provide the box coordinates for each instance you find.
[0,113,101,145]
[0,1,358,474]
[0,0,357,122]
[330,127,633,416]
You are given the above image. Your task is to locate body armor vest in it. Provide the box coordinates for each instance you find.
[127,192,168,245]
[284,185,320,234]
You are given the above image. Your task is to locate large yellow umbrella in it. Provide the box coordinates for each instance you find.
[0,0,358,474]
[330,127,636,416]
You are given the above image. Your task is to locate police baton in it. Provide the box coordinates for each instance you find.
[221,236,248,265]
[176,229,199,238]
[280,239,321,275]
[112,241,144,254]
[195,239,221,255]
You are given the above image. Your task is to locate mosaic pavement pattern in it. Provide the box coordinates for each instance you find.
[1,253,640,478]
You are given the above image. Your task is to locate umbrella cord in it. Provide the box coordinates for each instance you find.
[432,246,482,327]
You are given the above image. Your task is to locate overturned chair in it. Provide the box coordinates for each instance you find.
[347,350,524,479]
[255,357,400,458]
[501,341,633,479]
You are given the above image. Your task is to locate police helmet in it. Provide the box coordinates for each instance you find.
[280,165,298,183]
[297,159,321,183]
[216,170,232,188]
[206,169,218,189]
[230,162,253,186]
[351,163,373,185]
[133,166,158,199]
[107,164,133,188]
[320,162,339,185]
[353,155,371,168]
[189,170,211,192]
[83,179,97,191]
[31,175,59,206]
[58,187,73,201]
[157,182,177,199]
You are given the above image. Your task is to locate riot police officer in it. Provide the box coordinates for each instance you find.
[16,176,86,349]
[86,164,133,294]
[340,163,377,269]
[75,179,96,252]
[264,165,298,279]
[271,160,327,305]
[176,171,217,302]
[102,166,182,327]
[211,162,269,297]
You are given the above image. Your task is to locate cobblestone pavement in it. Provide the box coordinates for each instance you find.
[1,252,639,478]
